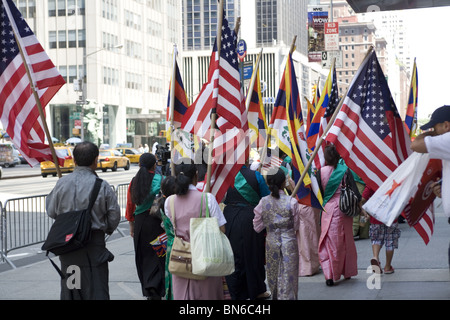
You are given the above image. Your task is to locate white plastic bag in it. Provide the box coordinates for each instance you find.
[190,194,234,277]
[363,152,431,226]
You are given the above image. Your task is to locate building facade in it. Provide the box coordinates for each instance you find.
[12,0,181,148]
[181,0,323,123]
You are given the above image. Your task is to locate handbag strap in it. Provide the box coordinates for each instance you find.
[200,192,210,218]
[88,178,103,213]
[170,196,176,233]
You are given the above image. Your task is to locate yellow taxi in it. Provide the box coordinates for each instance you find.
[40,146,75,177]
[97,149,130,172]
[114,147,142,164]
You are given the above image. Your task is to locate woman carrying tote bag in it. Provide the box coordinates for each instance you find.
[164,159,227,300]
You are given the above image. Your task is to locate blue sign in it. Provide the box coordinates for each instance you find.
[237,39,247,61]
[243,65,253,80]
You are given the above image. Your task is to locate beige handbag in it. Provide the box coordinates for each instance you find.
[167,196,206,280]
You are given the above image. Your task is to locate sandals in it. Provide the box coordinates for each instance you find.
[370,258,383,274]
[384,266,395,274]
[256,291,271,300]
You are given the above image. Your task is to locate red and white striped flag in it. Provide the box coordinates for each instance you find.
[181,12,247,202]
[325,49,435,244]
[208,13,248,203]
[1,0,66,167]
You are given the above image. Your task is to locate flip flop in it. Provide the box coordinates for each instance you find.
[370,258,383,274]
[384,266,395,274]
[256,291,271,300]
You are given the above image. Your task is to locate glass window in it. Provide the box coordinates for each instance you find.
[58,0,66,16]
[49,31,57,49]
[58,30,66,48]
[68,30,77,47]
[48,0,56,16]
[78,29,86,47]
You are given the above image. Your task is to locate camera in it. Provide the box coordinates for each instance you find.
[155,143,171,176]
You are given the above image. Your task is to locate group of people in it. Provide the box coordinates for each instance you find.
[45,105,450,300]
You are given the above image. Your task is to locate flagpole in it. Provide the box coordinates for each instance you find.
[291,46,374,198]
[11,29,62,178]
[204,0,225,193]
[169,44,178,176]
[259,36,297,172]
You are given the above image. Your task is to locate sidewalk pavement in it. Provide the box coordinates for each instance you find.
[0,213,449,300]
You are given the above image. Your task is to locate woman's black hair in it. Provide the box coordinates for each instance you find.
[131,153,157,205]
[324,144,340,168]
[174,158,197,195]
[161,175,177,197]
[266,168,286,199]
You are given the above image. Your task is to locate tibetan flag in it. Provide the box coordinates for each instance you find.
[284,53,323,210]
[312,65,340,170]
[166,48,190,137]
[166,48,193,159]
[248,69,267,148]
[404,59,418,138]
[306,62,339,152]
[268,71,291,157]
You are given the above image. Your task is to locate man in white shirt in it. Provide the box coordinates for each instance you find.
[411,105,450,267]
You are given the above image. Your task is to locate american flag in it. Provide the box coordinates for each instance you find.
[1,0,65,167]
[182,10,247,202]
[325,50,410,191]
[325,50,434,244]
[209,13,247,203]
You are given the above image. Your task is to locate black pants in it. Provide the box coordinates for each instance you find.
[133,212,166,298]
[224,205,267,300]
[59,230,114,300]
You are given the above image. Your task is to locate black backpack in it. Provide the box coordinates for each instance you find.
[339,169,362,217]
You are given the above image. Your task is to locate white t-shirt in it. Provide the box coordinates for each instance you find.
[425,132,450,218]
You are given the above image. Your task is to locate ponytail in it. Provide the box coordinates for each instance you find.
[174,158,197,195]
[131,153,156,205]
[266,168,286,199]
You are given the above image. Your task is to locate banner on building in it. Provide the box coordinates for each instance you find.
[307,5,329,63]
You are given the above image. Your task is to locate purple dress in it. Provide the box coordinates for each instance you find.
[254,192,300,300]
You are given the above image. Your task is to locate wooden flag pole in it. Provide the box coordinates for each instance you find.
[291,46,374,198]
[259,36,297,172]
[204,0,225,193]
[12,29,62,178]
[169,44,178,176]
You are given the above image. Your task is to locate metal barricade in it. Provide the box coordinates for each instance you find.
[0,183,130,268]
[2,195,50,255]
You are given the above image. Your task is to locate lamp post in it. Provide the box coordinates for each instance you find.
[79,44,123,141]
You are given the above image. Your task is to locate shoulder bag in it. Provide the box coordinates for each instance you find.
[339,169,361,218]
[167,196,207,280]
[42,178,103,256]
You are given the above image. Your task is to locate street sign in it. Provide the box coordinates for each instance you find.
[237,39,247,62]
[321,50,343,68]
[325,22,339,51]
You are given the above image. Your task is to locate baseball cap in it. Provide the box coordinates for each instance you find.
[420,105,450,130]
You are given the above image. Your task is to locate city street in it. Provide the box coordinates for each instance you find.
[0,163,139,198]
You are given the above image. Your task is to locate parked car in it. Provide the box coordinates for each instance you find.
[97,149,130,172]
[114,147,142,164]
[0,143,16,168]
[40,146,75,177]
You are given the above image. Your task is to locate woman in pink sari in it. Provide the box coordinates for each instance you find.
[318,145,358,286]
[164,160,226,300]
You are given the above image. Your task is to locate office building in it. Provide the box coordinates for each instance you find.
[9,0,181,148]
